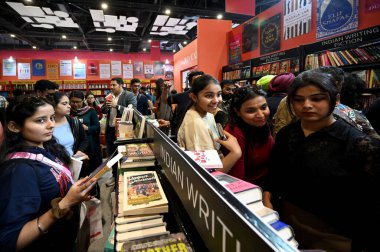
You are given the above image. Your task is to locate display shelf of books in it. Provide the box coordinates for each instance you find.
[151,124,297,251]
[87,80,111,96]
[222,60,251,81]
[302,25,380,93]
[250,48,301,85]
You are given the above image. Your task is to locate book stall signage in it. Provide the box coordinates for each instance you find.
[222,60,251,72]
[150,124,296,252]
[11,80,36,85]
[305,25,380,53]
[63,80,87,84]
[252,47,299,65]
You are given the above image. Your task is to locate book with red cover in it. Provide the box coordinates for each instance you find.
[211,171,262,204]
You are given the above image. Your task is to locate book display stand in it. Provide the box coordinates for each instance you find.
[113,121,297,252]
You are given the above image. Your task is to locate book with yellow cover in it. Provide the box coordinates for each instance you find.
[123,171,168,216]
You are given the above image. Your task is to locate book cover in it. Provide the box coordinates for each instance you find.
[279,60,290,73]
[122,232,193,252]
[123,171,168,216]
[270,220,295,241]
[118,143,155,161]
[184,150,223,169]
[211,171,262,204]
[261,64,271,75]
[116,225,169,242]
[269,62,280,74]
[89,152,123,179]
[260,13,281,55]
[119,160,156,170]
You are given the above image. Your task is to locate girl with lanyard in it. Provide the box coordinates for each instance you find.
[0,96,97,251]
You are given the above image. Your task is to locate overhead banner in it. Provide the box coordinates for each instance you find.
[32,59,46,76]
[283,0,312,40]
[228,33,242,64]
[260,14,281,55]
[17,63,31,79]
[46,62,58,79]
[316,0,358,39]
[87,60,99,76]
[242,18,258,53]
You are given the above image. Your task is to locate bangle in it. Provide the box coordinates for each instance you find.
[37,217,48,234]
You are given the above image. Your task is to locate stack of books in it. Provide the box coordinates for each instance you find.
[118,143,156,169]
[115,171,169,244]
[210,171,298,248]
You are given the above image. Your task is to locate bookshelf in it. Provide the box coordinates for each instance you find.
[222,60,251,82]
[149,123,297,252]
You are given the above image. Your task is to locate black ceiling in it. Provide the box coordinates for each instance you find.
[0,0,258,53]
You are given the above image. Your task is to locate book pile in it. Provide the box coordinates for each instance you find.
[118,143,156,170]
[115,171,169,246]
[211,171,298,248]
[121,232,193,252]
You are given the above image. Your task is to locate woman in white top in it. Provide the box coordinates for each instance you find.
[177,74,241,171]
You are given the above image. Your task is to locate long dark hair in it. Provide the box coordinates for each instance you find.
[0,95,71,165]
[229,86,270,145]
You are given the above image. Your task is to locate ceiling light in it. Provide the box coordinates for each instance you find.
[73,46,77,49]
[10,34,15,38]
[109,48,113,52]
[165,9,171,15]
[74,56,78,62]
[25,0,33,2]
[108,37,112,41]
[148,39,152,43]
[173,49,176,53]
[101,3,108,9]
[62,35,67,39]
[183,41,187,45]
[8,56,14,62]
[165,59,169,64]
[143,48,146,51]
[32,46,36,49]
[217,14,223,19]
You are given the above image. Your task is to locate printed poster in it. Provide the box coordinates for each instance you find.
[283,0,312,40]
[153,61,165,76]
[164,64,173,79]
[2,59,16,76]
[133,61,143,75]
[228,33,242,64]
[17,63,31,79]
[59,60,72,76]
[87,60,99,76]
[144,64,154,79]
[123,63,133,79]
[111,61,122,76]
[365,0,380,13]
[46,62,58,79]
[242,18,258,53]
[316,0,358,39]
[260,14,281,55]
[32,59,46,76]
[99,64,110,79]
[73,63,86,79]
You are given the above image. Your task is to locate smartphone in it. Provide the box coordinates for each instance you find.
[216,123,227,141]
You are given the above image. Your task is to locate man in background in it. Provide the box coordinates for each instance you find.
[131,78,150,115]
[34,79,59,97]
[101,78,137,160]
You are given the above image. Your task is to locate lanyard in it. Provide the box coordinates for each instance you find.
[7,152,74,184]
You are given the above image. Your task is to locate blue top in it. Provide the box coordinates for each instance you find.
[0,146,79,252]
[53,122,74,156]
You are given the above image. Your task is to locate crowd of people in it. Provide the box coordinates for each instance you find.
[0,66,380,251]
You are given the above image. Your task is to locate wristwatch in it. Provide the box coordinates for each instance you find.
[51,198,73,220]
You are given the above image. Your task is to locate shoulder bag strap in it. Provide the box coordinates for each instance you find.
[7,152,74,184]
